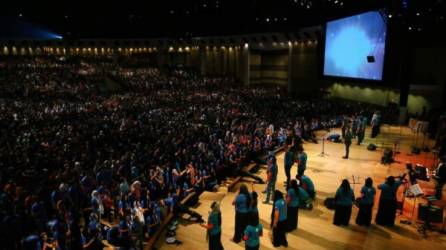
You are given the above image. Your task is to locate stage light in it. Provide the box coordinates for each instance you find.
[388,14,392,18]
[244,43,249,49]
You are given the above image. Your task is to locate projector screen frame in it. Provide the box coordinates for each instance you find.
[321,9,390,84]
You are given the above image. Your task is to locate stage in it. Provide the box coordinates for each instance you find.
[157,125,446,250]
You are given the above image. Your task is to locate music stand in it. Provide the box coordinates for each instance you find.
[409,184,424,224]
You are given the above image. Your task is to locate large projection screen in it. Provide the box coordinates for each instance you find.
[323,11,387,81]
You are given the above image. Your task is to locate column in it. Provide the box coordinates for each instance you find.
[242,43,250,86]
[199,46,207,76]
[287,42,293,93]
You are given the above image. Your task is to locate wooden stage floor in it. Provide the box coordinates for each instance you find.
[157,126,446,250]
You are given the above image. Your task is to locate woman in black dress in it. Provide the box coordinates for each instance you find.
[375,175,405,226]
[333,179,355,226]
[355,177,376,226]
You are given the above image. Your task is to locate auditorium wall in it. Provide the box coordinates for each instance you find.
[326,83,433,114]
[290,42,320,94]
[249,50,289,86]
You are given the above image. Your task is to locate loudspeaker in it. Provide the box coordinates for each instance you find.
[418,204,443,223]
[324,198,336,210]
[367,143,377,151]
[414,164,429,181]
[381,148,394,164]
[412,146,421,155]
[367,56,375,63]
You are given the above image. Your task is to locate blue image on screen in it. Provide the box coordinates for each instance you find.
[323,11,387,80]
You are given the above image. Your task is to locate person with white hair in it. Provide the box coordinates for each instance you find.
[91,190,104,218]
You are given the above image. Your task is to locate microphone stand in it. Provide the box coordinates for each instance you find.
[319,132,329,157]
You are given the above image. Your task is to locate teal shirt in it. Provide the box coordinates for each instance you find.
[360,186,376,205]
[208,212,221,236]
[301,175,314,192]
[298,153,307,170]
[275,199,287,221]
[378,180,401,200]
[287,188,299,207]
[284,151,294,166]
[335,187,355,206]
[235,193,248,213]
[244,224,263,247]
[298,187,309,202]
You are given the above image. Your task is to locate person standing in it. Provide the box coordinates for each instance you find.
[263,156,277,204]
[286,179,300,231]
[341,115,350,139]
[356,115,366,145]
[201,202,224,250]
[435,156,446,199]
[250,182,259,225]
[284,145,294,188]
[355,177,376,226]
[371,111,381,138]
[233,184,251,243]
[243,213,263,250]
[375,175,405,226]
[343,127,352,159]
[272,190,288,247]
[351,115,358,139]
[296,145,307,177]
[333,179,355,226]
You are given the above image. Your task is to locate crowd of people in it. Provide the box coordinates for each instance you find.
[0,56,398,249]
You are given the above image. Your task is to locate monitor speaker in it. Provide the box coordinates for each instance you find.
[418,204,443,223]
[367,56,375,63]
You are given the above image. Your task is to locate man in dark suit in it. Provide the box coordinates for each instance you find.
[435,156,446,199]
[343,127,352,159]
